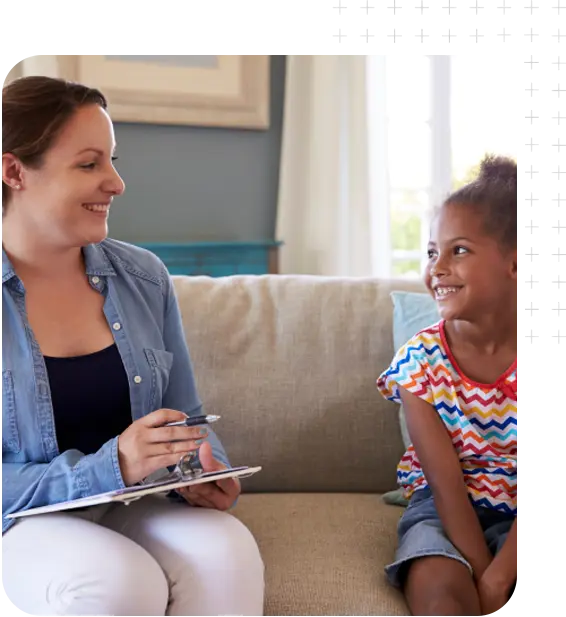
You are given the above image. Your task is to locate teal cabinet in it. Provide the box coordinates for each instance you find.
[137,241,282,277]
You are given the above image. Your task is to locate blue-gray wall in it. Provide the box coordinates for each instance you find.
[109,56,286,243]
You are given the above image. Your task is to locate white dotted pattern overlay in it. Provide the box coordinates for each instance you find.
[322,4,565,348]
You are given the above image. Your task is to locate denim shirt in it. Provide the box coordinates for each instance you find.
[2,239,229,533]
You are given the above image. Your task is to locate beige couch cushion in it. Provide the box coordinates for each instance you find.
[232,493,408,616]
[173,275,424,494]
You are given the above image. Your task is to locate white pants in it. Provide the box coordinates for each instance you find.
[2,497,264,616]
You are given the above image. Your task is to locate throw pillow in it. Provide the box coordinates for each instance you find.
[390,290,440,448]
[382,291,439,508]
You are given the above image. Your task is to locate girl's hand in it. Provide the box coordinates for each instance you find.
[477,574,510,615]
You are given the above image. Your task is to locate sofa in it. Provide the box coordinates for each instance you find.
[172,274,424,616]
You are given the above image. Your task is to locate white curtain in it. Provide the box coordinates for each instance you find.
[275,56,373,277]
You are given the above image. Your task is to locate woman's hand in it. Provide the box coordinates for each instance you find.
[176,441,241,511]
[117,409,207,486]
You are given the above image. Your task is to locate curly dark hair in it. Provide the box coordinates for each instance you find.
[444,155,517,249]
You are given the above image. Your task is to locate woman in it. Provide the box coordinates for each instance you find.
[2,76,264,616]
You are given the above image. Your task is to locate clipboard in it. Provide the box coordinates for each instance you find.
[6,458,261,520]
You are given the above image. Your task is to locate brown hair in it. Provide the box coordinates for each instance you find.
[444,155,517,249]
[2,75,107,208]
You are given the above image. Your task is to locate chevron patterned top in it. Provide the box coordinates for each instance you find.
[377,321,517,515]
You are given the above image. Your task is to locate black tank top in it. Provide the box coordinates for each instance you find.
[44,344,132,455]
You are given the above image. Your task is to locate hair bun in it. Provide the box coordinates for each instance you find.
[478,154,517,186]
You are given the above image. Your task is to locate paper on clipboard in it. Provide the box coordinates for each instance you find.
[6,466,261,520]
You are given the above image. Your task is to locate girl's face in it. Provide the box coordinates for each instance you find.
[6,104,125,248]
[424,203,516,322]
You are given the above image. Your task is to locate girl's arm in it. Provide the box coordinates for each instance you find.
[481,518,516,592]
[476,519,516,613]
[400,387,493,581]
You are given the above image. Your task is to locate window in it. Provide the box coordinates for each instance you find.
[451,55,518,188]
[368,55,517,279]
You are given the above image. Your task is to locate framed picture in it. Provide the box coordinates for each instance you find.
[13,55,270,130]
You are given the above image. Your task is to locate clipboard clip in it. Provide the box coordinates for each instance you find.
[174,451,203,480]
[139,451,203,487]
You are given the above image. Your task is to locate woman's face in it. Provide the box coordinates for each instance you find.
[9,104,125,247]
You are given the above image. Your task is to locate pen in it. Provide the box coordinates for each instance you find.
[164,414,221,428]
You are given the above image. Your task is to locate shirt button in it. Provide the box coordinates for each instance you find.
[112,322,121,331]
[91,276,100,284]
[134,375,142,384]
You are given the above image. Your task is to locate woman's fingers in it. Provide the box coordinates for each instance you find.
[141,408,188,427]
[186,483,235,511]
[178,490,216,509]
[147,440,203,458]
[147,426,207,444]
[119,409,209,486]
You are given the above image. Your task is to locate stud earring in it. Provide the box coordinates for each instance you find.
[14,184,21,190]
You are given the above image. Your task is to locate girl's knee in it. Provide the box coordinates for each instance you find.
[405,557,480,616]
[421,593,480,616]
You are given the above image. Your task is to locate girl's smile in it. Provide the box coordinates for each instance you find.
[424,204,516,323]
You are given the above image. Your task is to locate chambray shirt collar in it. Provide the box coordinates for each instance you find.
[2,249,15,284]
[83,243,117,277]
[2,243,117,284]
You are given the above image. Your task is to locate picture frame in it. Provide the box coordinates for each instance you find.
[12,55,270,130]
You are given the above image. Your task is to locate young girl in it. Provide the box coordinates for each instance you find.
[377,156,517,616]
